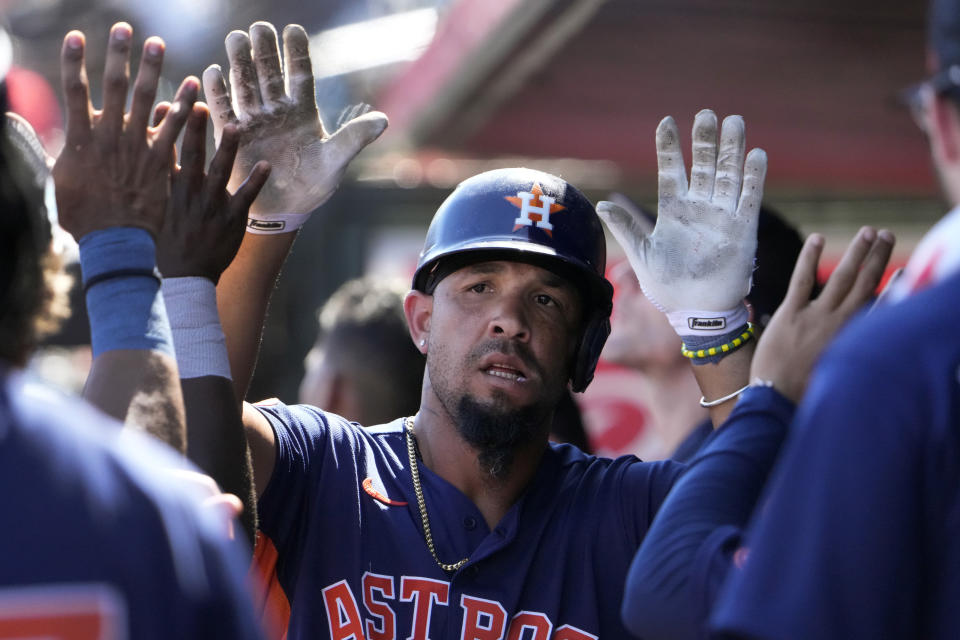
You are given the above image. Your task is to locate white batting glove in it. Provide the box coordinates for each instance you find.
[597,109,767,337]
[202,22,388,234]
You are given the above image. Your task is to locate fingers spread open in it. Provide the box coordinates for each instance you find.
[201,64,238,142]
[60,31,92,147]
[180,103,209,189]
[714,115,747,211]
[736,147,766,221]
[656,116,687,202]
[151,101,175,166]
[282,24,319,119]
[154,77,200,163]
[841,229,896,315]
[97,23,133,142]
[688,109,718,201]
[819,226,876,310]
[250,22,286,108]
[207,123,240,193]
[225,30,262,117]
[127,37,165,138]
[780,233,824,313]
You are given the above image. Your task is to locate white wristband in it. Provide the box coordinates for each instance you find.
[161,276,232,380]
[246,212,312,235]
[666,304,749,337]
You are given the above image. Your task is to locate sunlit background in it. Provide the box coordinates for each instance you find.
[5,0,935,458]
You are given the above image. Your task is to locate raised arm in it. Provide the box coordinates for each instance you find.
[598,110,766,426]
[202,22,388,402]
[621,227,895,640]
[52,23,197,451]
[153,22,387,510]
[154,97,269,542]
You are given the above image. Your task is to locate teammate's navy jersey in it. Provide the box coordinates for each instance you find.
[710,271,960,639]
[669,418,714,463]
[0,371,263,639]
[620,386,793,640]
[255,401,683,639]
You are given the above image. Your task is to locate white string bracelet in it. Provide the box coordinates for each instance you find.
[699,383,750,408]
[161,276,232,380]
[246,212,312,235]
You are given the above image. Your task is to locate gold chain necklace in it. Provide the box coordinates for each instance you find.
[404,417,469,573]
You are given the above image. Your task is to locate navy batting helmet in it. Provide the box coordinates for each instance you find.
[412,168,613,392]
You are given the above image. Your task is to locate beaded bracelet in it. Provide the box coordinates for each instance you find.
[681,323,756,360]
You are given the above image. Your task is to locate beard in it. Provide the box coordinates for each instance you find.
[454,394,545,480]
[429,338,564,480]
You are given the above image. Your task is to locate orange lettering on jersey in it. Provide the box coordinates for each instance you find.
[0,583,125,640]
[552,624,598,640]
[460,595,507,640]
[507,611,552,640]
[362,573,396,640]
[0,614,103,639]
[400,577,448,640]
[322,580,366,640]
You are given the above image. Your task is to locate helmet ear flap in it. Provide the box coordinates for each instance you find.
[570,312,610,393]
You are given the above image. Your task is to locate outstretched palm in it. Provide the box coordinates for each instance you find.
[599,110,767,316]
[202,22,388,217]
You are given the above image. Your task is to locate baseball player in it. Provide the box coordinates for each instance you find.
[160,21,896,639]
[0,23,266,639]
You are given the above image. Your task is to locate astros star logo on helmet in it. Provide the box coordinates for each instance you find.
[506,182,565,237]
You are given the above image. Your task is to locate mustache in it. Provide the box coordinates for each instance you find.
[469,339,542,378]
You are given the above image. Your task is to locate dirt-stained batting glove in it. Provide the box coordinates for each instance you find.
[597,109,767,338]
[202,22,388,234]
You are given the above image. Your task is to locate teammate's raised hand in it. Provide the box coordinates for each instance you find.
[202,22,388,233]
[53,23,198,240]
[598,110,766,336]
[154,101,270,282]
[751,226,895,402]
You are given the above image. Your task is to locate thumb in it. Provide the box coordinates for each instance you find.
[597,200,649,258]
[325,110,389,163]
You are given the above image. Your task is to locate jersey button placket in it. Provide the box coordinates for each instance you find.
[463,516,477,531]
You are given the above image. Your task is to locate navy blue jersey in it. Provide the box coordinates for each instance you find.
[620,387,793,640]
[255,401,683,639]
[710,271,960,639]
[0,371,263,639]
[669,418,714,463]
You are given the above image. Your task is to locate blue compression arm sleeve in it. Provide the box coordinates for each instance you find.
[621,386,795,640]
